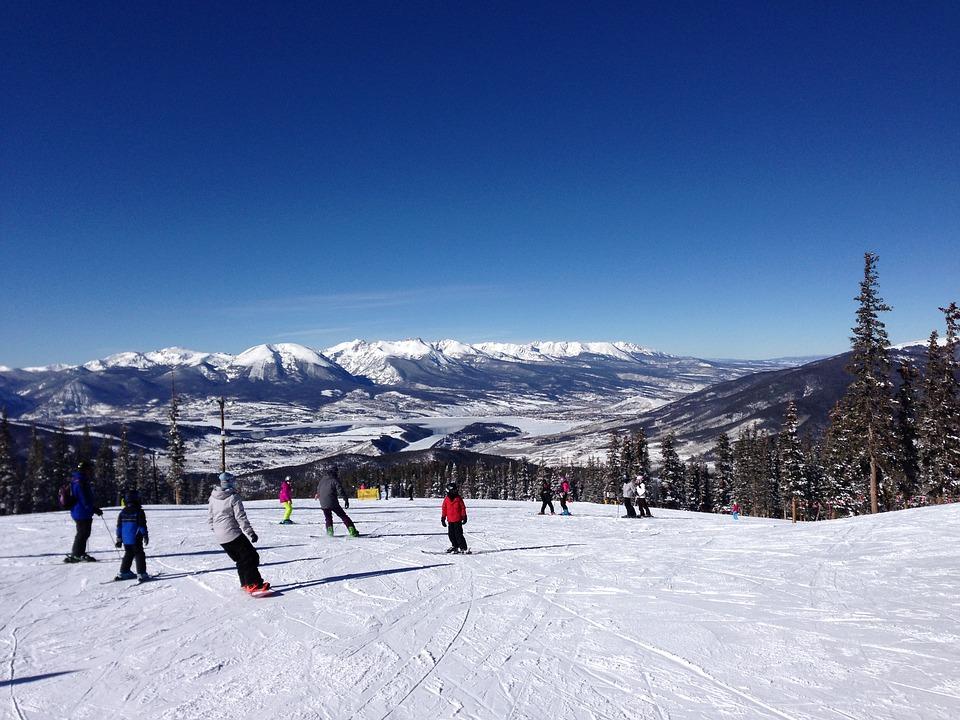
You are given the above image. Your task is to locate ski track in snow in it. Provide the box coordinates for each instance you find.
[1,501,959,719]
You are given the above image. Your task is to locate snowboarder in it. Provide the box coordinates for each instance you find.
[114,488,149,581]
[621,476,638,518]
[538,480,555,515]
[64,461,103,563]
[558,476,572,515]
[635,475,652,517]
[731,501,741,520]
[315,466,358,537]
[208,472,269,593]
[441,483,469,553]
[279,476,294,524]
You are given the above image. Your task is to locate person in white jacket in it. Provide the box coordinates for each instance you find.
[208,472,268,593]
[621,476,638,518]
[635,475,652,517]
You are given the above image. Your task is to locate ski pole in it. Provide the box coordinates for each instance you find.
[100,514,122,560]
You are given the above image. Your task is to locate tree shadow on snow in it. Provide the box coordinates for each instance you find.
[0,671,78,687]
[272,563,452,592]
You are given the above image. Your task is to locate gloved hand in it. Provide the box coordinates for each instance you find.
[94,508,103,516]
[441,518,447,527]
[115,540,122,549]
[250,532,258,543]
[143,537,149,547]
[462,517,467,525]
[344,499,349,509]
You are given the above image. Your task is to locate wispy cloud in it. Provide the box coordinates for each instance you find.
[224,285,502,315]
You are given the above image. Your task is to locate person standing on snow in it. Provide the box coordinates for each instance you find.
[208,472,268,593]
[538,480,555,515]
[731,501,741,520]
[114,488,149,581]
[64,461,103,563]
[558,476,572,516]
[441,483,469,553]
[279,476,294,524]
[621,475,638,518]
[635,475,652,518]
[315,466,359,537]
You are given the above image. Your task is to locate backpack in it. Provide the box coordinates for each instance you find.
[59,482,76,510]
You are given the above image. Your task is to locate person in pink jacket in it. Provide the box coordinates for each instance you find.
[279,476,294,525]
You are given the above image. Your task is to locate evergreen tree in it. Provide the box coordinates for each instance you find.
[94,437,117,506]
[0,409,20,516]
[841,252,896,513]
[116,425,133,491]
[684,456,704,511]
[937,302,960,496]
[893,361,921,503]
[77,425,92,464]
[168,390,186,505]
[712,433,734,511]
[823,400,863,516]
[606,434,622,488]
[23,426,49,513]
[658,433,685,509]
[48,423,72,500]
[780,401,806,518]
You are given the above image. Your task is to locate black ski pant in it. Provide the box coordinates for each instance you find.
[623,498,637,518]
[539,500,555,514]
[71,518,92,557]
[447,521,468,551]
[636,498,652,517]
[120,539,147,575]
[408,488,414,500]
[221,534,262,587]
[323,505,355,530]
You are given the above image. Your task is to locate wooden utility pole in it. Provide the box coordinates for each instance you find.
[792,497,797,524]
[218,397,226,473]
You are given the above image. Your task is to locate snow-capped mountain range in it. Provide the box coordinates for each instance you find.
[0,339,815,470]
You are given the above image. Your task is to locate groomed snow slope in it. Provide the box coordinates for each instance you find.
[2,502,958,719]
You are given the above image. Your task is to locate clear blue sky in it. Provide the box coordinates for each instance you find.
[2,1,958,367]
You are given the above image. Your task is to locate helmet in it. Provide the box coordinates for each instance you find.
[124,488,141,506]
[77,460,92,474]
[219,472,236,489]
[445,483,458,493]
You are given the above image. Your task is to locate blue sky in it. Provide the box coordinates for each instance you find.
[2,1,958,367]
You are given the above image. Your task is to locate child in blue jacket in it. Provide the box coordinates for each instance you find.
[115,488,149,581]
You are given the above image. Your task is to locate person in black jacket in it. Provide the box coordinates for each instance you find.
[315,467,359,537]
[538,480,555,515]
[114,488,149,581]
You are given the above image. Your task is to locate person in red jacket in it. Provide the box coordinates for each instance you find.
[441,483,470,554]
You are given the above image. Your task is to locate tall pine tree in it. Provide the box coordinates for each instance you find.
[712,433,734,512]
[168,389,186,505]
[658,433,685,509]
[0,409,20,516]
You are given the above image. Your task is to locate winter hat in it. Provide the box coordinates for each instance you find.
[445,482,458,493]
[219,472,236,489]
[124,488,141,506]
[284,475,291,483]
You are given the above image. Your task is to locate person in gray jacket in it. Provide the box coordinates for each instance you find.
[621,476,638,518]
[208,472,268,592]
[315,466,359,537]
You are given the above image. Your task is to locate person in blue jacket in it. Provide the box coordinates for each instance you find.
[64,461,103,563]
[114,488,149,581]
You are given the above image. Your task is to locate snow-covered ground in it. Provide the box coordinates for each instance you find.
[2,501,959,719]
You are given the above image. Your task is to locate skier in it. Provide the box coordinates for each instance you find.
[538,480,555,515]
[407,481,414,501]
[731,501,741,520]
[635,475,652,517]
[208,472,269,594]
[315,466,359,537]
[558,476,572,515]
[279,476,294,524]
[64,461,103,563]
[621,475,638,518]
[114,488,149,581]
[441,482,469,554]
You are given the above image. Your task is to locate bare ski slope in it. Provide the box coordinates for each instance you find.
[2,500,958,720]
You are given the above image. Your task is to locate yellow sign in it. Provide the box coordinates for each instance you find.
[357,489,380,500]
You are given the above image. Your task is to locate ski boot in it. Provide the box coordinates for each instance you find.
[138,573,150,583]
[348,526,360,538]
[80,554,97,562]
[63,554,81,564]
[326,526,334,537]
[114,570,136,581]
[445,546,457,553]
